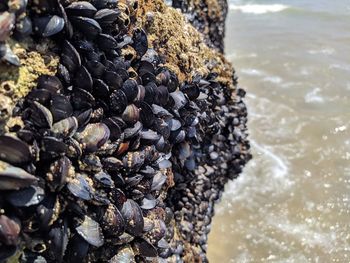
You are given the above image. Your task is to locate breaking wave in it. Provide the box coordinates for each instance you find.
[229,4,290,14]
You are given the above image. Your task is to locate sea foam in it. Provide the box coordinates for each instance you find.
[229,4,290,14]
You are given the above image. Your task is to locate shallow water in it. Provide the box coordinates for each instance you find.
[207,1,350,262]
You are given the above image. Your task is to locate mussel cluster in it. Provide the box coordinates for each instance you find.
[172,0,227,52]
[0,0,30,66]
[0,0,250,262]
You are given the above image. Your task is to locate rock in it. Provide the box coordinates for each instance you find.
[0,0,250,262]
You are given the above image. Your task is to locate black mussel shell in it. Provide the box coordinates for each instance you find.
[94,8,119,26]
[167,69,179,92]
[94,171,114,188]
[52,116,78,137]
[74,66,93,92]
[0,135,32,165]
[153,118,170,139]
[110,188,127,210]
[122,104,140,124]
[76,216,104,247]
[158,158,172,169]
[0,160,38,190]
[93,78,110,99]
[125,174,143,188]
[141,48,159,65]
[67,173,92,200]
[85,60,105,78]
[101,204,125,236]
[144,82,157,104]
[64,234,89,262]
[121,79,138,102]
[41,136,68,158]
[1,45,20,66]
[178,141,191,160]
[50,94,73,122]
[74,39,94,54]
[170,91,187,110]
[139,101,155,127]
[33,15,65,37]
[6,185,45,207]
[91,0,118,9]
[102,117,121,141]
[76,108,92,127]
[151,171,167,191]
[132,28,148,57]
[65,137,83,158]
[0,12,15,42]
[70,16,101,40]
[184,156,196,171]
[120,199,144,236]
[36,195,58,230]
[156,85,169,105]
[79,154,102,173]
[110,89,127,114]
[72,88,95,110]
[30,101,53,128]
[27,89,51,105]
[140,129,160,145]
[0,215,20,246]
[138,60,155,75]
[17,129,35,144]
[61,40,81,73]
[140,197,157,210]
[124,121,142,139]
[103,70,123,90]
[135,85,145,102]
[152,104,172,118]
[156,71,170,86]
[140,166,156,177]
[141,71,156,85]
[74,123,110,152]
[169,129,186,144]
[65,1,97,17]
[115,70,129,82]
[47,156,71,191]
[0,44,6,59]
[108,245,135,263]
[132,237,157,257]
[13,16,33,40]
[158,238,170,250]
[181,83,200,100]
[47,220,69,263]
[104,59,117,72]
[155,136,171,153]
[97,33,117,51]
[116,35,132,49]
[167,118,182,131]
[57,63,71,85]
[0,245,17,262]
[58,2,73,39]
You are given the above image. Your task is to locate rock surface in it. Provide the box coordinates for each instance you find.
[0,0,250,262]
[172,0,228,52]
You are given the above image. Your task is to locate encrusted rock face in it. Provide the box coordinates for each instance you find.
[171,0,228,52]
[0,0,250,262]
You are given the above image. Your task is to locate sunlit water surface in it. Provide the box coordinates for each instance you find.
[207,1,350,262]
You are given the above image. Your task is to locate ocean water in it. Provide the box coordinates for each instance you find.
[207,0,350,262]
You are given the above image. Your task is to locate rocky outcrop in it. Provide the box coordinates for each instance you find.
[172,0,228,52]
[0,0,250,262]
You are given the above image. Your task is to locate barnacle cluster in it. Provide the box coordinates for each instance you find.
[0,0,250,262]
